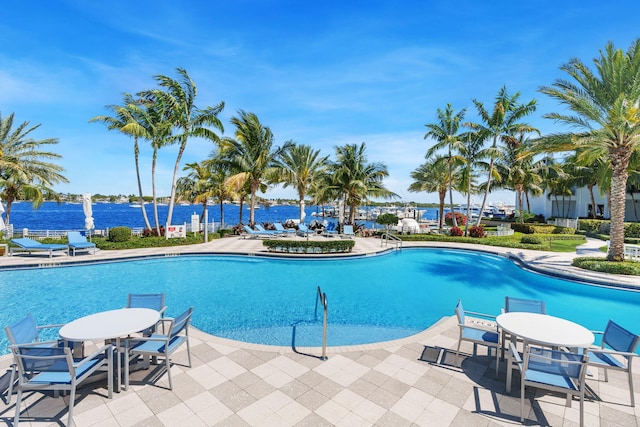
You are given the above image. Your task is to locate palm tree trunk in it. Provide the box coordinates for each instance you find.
[438,190,446,229]
[607,150,630,261]
[166,136,188,227]
[588,184,597,219]
[151,149,161,236]
[219,200,225,229]
[476,136,498,227]
[525,191,531,212]
[448,153,457,227]
[464,173,472,235]
[516,184,524,224]
[134,138,152,230]
[4,197,14,225]
[239,196,244,224]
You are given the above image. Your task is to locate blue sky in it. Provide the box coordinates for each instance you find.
[2,1,639,204]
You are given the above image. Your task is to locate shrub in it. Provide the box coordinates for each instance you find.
[218,228,234,237]
[511,223,534,234]
[262,239,355,253]
[449,226,463,236]
[108,226,132,242]
[377,213,399,228]
[468,225,486,238]
[520,235,543,245]
[573,257,640,276]
[445,212,467,226]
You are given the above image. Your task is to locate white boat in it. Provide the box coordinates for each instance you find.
[129,204,142,208]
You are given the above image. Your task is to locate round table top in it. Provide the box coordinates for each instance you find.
[496,312,594,348]
[59,308,160,341]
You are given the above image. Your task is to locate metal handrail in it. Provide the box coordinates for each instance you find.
[381,232,402,249]
[316,286,328,361]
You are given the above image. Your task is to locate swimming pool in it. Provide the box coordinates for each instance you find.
[0,248,638,353]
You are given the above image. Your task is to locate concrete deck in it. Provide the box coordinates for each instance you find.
[0,236,638,426]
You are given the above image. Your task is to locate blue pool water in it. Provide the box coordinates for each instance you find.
[0,248,638,353]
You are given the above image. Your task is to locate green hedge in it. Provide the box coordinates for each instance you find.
[578,219,640,238]
[511,223,575,235]
[262,239,355,254]
[572,257,640,276]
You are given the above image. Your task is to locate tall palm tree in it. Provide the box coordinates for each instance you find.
[144,68,224,227]
[493,135,542,223]
[457,132,485,234]
[424,104,466,227]
[89,94,153,230]
[0,113,68,224]
[466,87,538,226]
[408,156,457,229]
[330,142,397,224]
[126,96,173,235]
[276,142,329,223]
[538,40,640,261]
[219,110,291,226]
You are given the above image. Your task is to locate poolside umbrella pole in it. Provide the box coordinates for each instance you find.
[83,193,95,241]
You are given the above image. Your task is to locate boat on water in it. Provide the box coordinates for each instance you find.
[129,204,142,208]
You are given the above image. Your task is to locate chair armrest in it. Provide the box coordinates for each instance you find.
[126,335,169,344]
[509,342,523,367]
[159,306,168,316]
[590,330,604,336]
[74,344,113,368]
[36,323,65,331]
[588,348,637,358]
[464,310,497,320]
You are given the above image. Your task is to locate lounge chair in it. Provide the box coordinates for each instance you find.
[10,237,68,258]
[454,299,500,376]
[323,222,338,237]
[12,343,113,426]
[341,225,355,239]
[125,307,193,390]
[274,222,295,236]
[296,223,311,237]
[242,225,274,239]
[67,231,97,255]
[587,320,639,406]
[254,224,280,236]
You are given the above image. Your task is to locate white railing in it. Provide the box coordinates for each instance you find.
[606,240,640,261]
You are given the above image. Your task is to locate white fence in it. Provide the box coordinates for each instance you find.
[547,218,578,229]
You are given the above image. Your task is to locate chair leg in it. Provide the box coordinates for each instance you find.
[520,380,526,423]
[6,365,16,404]
[67,387,76,426]
[628,369,635,407]
[456,340,463,367]
[186,339,192,368]
[166,357,172,390]
[14,388,22,426]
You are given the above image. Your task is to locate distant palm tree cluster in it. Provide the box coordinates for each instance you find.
[91,68,397,233]
[410,39,640,262]
[0,113,68,224]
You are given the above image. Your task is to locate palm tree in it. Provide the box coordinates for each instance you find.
[493,134,542,223]
[89,94,153,230]
[457,131,485,234]
[0,113,69,224]
[330,142,397,224]
[408,156,457,229]
[219,110,291,226]
[203,154,242,229]
[538,40,640,261]
[176,161,215,226]
[276,142,329,223]
[144,68,224,227]
[424,104,466,227]
[466,87,538,226]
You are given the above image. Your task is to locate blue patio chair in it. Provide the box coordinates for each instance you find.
[67,231,97,255]
[4,314,67,404]
[125,307,193,390]
[341,224,355,239]
[511,343,588,426]
[454,299,500,376]
[274,222,295,235]
[12,343,113,426]
[9,237,68,258]
[127,293,167,335]
[504,296,546,314]
[587,320,639,406]
[502,296,547,358]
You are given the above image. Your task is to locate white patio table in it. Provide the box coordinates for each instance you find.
[59,308,160,391]
[497,312,594,393]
